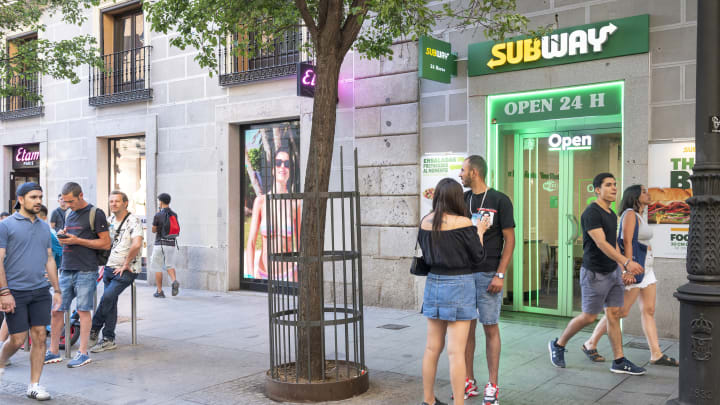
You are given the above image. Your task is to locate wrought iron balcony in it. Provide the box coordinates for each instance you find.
[219,29,311,86]
[0,73,44,121]
[89,46,152,106]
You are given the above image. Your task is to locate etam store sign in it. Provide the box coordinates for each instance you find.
[468,14,648,76]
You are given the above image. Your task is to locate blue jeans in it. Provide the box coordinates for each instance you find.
[91,267,137,340]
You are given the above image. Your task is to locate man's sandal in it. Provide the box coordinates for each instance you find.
[650,354,679,367]
[581,344,606,362]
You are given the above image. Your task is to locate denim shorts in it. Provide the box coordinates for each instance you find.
[580,266,624,315]
[422,273,477,322]
[474,271,503,325]
[58,270,98,312]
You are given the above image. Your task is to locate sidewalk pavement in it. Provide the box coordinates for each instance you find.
[1,284,679,404]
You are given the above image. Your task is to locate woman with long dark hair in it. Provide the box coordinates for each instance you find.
[582,185,678,366]
[418,178,489,405]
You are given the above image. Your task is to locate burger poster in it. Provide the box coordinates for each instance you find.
[647,142,694,258]
[421,154,466,218]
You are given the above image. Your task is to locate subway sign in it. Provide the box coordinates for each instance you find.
[468,14,648,76]
[419,36,457,84]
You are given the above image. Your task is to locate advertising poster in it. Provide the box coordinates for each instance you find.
[420,154,466,218]
[243,122,301,280]
[648,142,694,258]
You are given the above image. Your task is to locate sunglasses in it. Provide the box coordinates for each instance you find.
[275,159,291,168]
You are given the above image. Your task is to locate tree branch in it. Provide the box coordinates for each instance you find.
[294,0,318,39]
[340,0,368,56]
[317,0,329,32]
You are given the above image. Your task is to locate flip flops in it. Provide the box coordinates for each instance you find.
[651,354,679,367]
[582,344,606,362]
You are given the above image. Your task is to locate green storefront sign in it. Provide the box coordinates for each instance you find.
[419,36,457,83]
[488,81,622,123]
[468,14,649,76]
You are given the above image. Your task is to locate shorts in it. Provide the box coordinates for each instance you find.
[150,244,178,272]
[474,271,503,325]
[5,287,52,335]
[580,266,624,315]
[58,270,98,312]
[422,273,477,322]
[626,250,658,290]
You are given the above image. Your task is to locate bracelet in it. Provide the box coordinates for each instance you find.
[623,259,630,269]
[0,286,8,292]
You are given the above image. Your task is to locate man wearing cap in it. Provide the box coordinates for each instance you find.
[0,183,61,401]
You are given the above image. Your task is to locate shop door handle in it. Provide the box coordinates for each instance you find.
[567,214,579,245]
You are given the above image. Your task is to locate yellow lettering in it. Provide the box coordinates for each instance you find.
[506,40,523,64]
[426,47,432,56]
[523,38,542,62]
[487,43,507,69]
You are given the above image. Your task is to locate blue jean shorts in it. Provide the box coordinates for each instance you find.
[422,273,477,322]
[58,270,97,312]
[474,271,503,325]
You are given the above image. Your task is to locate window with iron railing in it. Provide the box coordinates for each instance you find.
[1,33,43,121]
[219,28,311,86]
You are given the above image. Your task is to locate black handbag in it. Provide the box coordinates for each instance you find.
[410,223,430,276]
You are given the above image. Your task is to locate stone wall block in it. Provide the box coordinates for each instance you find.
[421,96,446,123]
[422,125,467,154]
[379,165,419,196]
[152,57,186,82]
[685,63,696,99]
[449,93,468,121]
[590,0,681,27]
[354,52,381,79]
[361,226,380,256]
[358,167,381,195]
[379,227,417,258]
[356,134,418,166]
[649,26,697,65]
[361,196,419,227]
[354,107,381,138]
[381,42,419,75]
[354,73,418,108]
[651,66,681,103]
[169,77,205,103]
[651,103,694,140]
[380,103,418,135]
[150,104,186,128]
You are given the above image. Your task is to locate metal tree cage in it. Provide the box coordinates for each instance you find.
[264,147,368,402]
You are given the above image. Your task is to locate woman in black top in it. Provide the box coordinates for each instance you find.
[419,178,489,405]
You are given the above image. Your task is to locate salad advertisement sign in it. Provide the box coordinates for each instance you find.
[648,142,694,258]
[421,154,466,218]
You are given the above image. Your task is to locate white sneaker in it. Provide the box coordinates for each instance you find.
[27,383,52,401]
[0,367,5,382]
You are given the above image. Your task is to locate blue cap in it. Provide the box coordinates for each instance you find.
[14,182,42,210]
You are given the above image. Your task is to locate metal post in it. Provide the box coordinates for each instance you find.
[64,310,71,359]
[667,1,720,403]
[131,282,137,345]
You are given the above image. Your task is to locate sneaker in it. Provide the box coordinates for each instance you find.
[483,382,499,405]
[153,290,165,298]
[421,398,447,405]
[0,367,4,382]
[610,358,647,375]
[452,378,480,400]
[89,329,100,348]
[26,383,52,401]
[43,351,62,364]
[91,338,117,353]
[67,351,91,368]
[171,280,180,296]
[549,338,567,368]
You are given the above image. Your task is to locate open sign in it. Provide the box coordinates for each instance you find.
[548,133,592,151]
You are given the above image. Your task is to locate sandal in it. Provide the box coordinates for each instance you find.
[650,354,679,367]
[581,344,606,362]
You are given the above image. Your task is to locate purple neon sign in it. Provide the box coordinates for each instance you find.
[297,63,316,98]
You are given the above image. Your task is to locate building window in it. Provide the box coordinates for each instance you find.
[219,28,311,86]
[1,33,44,121]
[90,3,152,106]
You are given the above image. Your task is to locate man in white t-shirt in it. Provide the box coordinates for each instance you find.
[88,191,144,352]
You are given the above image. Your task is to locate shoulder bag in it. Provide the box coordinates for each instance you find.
[410,218,431,276]
[618,209,647,284]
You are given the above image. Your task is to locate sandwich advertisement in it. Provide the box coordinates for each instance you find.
[421,154,466,219]
[647,142,694,258]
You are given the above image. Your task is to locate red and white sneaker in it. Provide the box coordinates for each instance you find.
[451,378,480,400]
[483,382,499,405]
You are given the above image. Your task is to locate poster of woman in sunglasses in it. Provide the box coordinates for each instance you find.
[244,122,301,281]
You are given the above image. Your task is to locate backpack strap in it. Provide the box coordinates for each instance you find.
[89,206,96,234]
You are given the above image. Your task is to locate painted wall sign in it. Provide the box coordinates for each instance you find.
[468,14,649,76]
[489,81,622,123]
[547,133,592,151]
[12,144,40,170]
[297,62,316,98]
[419,36,457,84]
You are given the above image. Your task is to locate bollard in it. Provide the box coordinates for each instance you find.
[64,310,71,359]
[131,282,137,345]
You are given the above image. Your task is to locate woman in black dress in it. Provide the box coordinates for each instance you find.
[419,178,489,405]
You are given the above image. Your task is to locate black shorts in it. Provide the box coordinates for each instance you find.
[4,287,51,335]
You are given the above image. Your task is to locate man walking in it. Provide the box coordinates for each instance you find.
[549,173,646,375]
[151,193,180,298]
[50,194,67,232]
[0,182,61,400]
[458,155,515,405]
[89,191,144,352]
[45,182,111,368]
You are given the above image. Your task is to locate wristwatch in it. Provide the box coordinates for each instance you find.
[495,273,505,279]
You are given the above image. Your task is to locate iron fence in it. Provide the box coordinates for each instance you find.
[89,46,152,106]
[219,28,312,86]
[0,72,43,120]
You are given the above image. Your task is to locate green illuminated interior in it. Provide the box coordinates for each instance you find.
[486,81,624,317]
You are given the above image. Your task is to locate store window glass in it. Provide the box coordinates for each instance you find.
[242,121,301,281]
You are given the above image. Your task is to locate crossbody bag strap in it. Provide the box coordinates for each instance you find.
[112,214,130,247]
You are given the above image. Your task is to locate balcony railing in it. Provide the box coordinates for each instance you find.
[89,46,152,106]
[0,72,44,121]
[219,28,312,86]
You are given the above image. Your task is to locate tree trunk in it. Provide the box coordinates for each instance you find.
[296,50,342,380]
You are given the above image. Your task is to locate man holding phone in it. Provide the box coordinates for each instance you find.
[0,182,61,401]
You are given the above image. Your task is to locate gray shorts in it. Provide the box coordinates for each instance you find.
[150,244,178,272]
[580,266,624,314]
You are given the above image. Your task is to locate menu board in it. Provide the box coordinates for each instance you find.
[420,154,466,219]
[647,142,694,259]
